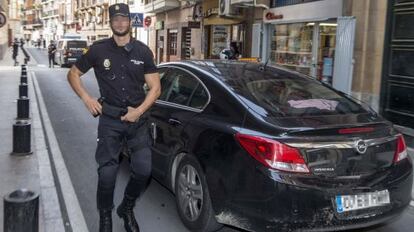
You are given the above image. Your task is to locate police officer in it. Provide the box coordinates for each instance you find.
[67,3,160,232]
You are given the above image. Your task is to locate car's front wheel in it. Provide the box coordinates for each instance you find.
[175,155,222,232]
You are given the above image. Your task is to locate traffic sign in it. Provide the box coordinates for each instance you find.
[0,12,7,29]
[130,13,143,27]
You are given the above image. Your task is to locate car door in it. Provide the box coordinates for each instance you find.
[148,66,210,182]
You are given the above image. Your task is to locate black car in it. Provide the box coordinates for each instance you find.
[146,60,412,232]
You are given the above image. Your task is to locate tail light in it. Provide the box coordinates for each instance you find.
[235,133,309,173]
[338,127,374,134]
[394,134,408,163]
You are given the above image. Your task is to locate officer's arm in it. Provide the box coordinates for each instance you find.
[67,65,102,115]
[136,72,161,114]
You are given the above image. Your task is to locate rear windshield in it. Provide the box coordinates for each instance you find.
[211,63,367,117]
[242,78,366,117]
[67,40,87,48]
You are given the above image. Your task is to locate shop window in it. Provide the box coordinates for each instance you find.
[169,31,178,56]
[270,23,313,76]
[317,23,336,84]
[210,25,230,59]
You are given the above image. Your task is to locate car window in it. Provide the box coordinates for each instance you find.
[166,69,200,106]
[67,40,87,48]
[244,78,366,117]
[189,84,208,109]
[158,68,174,101]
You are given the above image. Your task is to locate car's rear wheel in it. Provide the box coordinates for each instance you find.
[175,155,222,232]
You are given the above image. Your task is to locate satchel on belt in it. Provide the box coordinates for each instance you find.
[94,97,128,118]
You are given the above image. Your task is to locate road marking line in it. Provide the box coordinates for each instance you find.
[30,71,65,231]
[32,71,89,232]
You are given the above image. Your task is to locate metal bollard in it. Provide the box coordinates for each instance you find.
[11,120,32,156]
[19,84,28,98]
[17,97,30,120]
[21,73,28,84]
[21,67,27,76]
[4,189,39,232]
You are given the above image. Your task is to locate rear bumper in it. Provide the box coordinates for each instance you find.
[212,158,413,232]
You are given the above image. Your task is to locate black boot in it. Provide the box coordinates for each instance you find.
[116,196,140,232]
[99,209,112,232]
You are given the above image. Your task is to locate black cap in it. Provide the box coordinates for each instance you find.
[109,3,130,19]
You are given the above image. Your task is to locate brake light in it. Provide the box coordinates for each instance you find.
[235,133,309,173]
[394,135,408,163]
[339,127,374,134]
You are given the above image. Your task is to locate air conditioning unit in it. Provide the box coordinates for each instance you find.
[218,0,236,16]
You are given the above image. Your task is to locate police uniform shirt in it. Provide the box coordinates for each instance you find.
[74,37,157,108]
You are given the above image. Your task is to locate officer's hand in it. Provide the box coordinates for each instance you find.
[83,96,102,117]
[121,107,142,122]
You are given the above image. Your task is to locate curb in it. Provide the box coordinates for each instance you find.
[32,71,89,232]
[30,71,66,231]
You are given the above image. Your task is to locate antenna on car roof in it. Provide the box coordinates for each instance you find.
[258,55,271,71]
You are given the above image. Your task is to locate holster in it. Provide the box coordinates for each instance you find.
[98,98,128,119]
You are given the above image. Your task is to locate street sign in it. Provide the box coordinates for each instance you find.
[0,12,7,29]
[130,13,143,27]
[144,16,152,27]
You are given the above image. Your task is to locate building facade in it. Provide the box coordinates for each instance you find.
[380,0,414,141]
[22,0,43,43]
[144,0,268,64]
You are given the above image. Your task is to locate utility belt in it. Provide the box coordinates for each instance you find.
[96,97,128,119]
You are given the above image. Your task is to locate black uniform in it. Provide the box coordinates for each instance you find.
[74,37,157,210]
[48,44,56,67]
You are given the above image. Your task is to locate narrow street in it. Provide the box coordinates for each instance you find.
[27,47,414,232]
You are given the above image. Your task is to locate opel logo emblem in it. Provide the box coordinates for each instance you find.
[355,140,367,154]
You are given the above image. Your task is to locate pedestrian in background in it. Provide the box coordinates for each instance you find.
[48,41,56,68]
[67,3,160,232]
[12,38,19,66]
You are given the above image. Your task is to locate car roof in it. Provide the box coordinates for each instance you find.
[159,60,309,85]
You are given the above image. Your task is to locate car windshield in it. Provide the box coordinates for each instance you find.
[214,63,367,117]
[67,40,87,48]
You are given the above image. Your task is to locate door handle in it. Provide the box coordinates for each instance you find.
[150,122,157,143]
[168,118,182,126]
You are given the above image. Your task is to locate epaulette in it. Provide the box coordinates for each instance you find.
[92,38,110,46]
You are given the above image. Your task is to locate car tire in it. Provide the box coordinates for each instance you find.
[175,155,222,232]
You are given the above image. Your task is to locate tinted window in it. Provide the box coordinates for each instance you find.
[158,68,172,100]
[189,84,208,109]
[206,62,366,117]
[143,68,166,95]
[67,40,87,48]
[167,70,199,106]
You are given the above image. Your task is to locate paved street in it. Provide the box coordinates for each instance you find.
[27,47,414,232]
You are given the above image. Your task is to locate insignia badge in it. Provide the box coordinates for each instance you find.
[115,5,120,10]
[103,59,111,70]
[355,140,367,154]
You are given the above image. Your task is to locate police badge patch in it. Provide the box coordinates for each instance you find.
[103,59,111,70]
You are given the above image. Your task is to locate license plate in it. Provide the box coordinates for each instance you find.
[336,190,390,213]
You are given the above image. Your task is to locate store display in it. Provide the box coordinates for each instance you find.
[271,23,313,75]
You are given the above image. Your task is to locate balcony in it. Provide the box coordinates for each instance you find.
[143,0,180,14]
